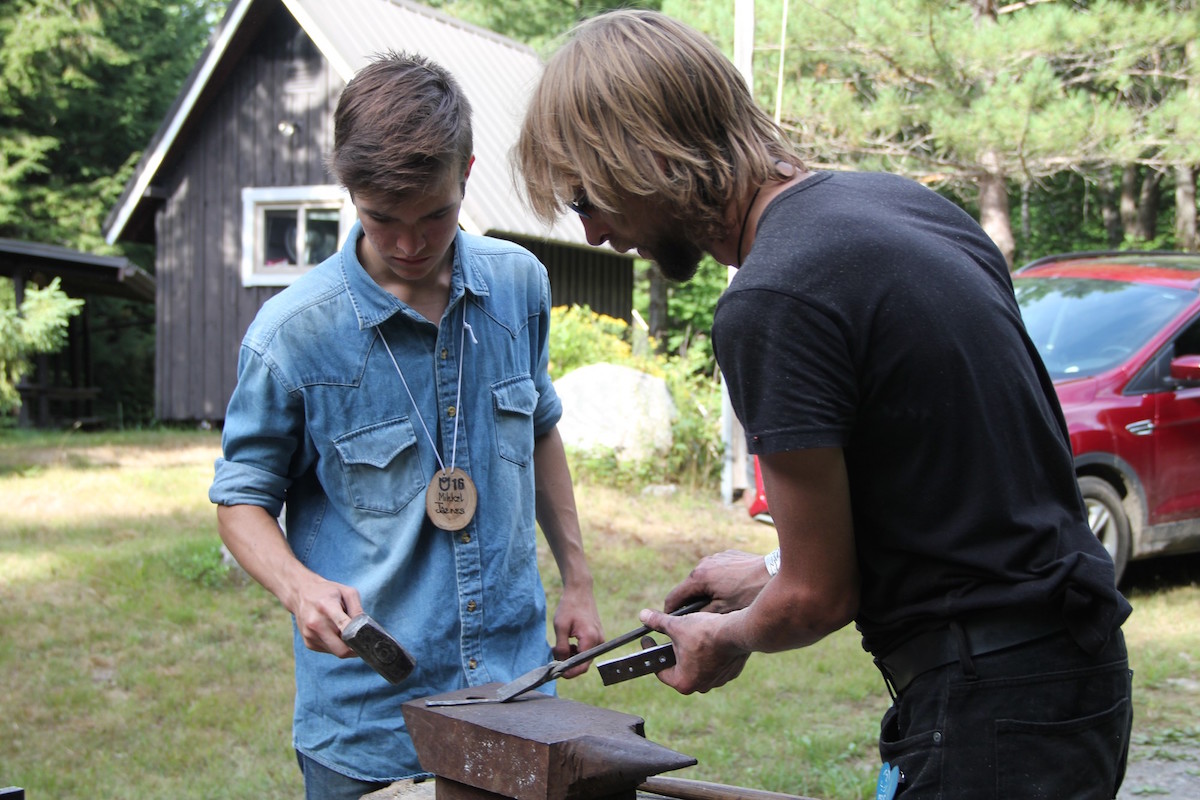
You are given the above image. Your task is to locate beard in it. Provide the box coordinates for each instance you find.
[647,231,705,283]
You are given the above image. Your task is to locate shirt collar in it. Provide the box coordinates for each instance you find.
[340,224,489,330]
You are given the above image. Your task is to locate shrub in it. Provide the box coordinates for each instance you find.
[547,305,654,379]
[0,277,84,416]
[549,304,723,488]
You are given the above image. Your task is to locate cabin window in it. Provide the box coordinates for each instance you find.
[241,186,355,286]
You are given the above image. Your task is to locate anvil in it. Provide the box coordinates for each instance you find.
[402,687,697,800]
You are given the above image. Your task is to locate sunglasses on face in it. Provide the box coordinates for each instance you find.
[567,190,594,219]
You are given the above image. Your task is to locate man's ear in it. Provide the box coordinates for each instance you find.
[461,154,476,196]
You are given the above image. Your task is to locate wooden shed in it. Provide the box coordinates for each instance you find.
[104,0,632,424]
[0,238,155,428]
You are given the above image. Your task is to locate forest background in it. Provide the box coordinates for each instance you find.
[2,0,1199,428]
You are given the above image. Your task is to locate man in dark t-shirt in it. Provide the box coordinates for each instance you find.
[516,9,1132,799]
[717,170,1124,658]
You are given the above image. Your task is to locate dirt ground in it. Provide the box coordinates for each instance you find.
[1116,553,1200,800]
[1119,744,1200,799]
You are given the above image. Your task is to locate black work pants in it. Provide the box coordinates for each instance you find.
[878,628,1132,799]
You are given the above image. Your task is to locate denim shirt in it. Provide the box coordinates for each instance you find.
[210,223,562,781]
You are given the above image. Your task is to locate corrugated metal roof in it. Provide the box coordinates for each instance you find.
[287,0,585,245]
[106,0,590,248]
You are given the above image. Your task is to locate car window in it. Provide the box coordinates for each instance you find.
[1123,316,1200,398]
[1125,312,1200,393]
[1174,316,1200,358]
[1014,277,1194,381]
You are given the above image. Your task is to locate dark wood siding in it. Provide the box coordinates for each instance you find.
[155,6,341,421]
[505,238,634,323]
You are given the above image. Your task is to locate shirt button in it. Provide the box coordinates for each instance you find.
[467,600,477,612]
[460,532,471,543]
[447,406,457,417]
[468,658,477,670]
[441,348,448,359]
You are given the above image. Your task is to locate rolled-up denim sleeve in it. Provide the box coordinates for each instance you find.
[530,268,562,438]
[209,345,304,516]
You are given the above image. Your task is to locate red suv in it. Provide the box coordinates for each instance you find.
[1014,252,1200,582]
[746,252,1200,584]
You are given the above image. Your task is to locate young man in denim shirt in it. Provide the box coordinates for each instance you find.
[210,52,604,799]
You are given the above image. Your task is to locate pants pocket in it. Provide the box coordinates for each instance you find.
[879,703,943,798]
[996,693,1131,800]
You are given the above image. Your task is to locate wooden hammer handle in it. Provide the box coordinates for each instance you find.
[639,776,821,800]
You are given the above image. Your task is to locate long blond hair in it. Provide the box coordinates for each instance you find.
[515,10,802,241]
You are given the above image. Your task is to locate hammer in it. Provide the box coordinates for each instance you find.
[341,613,416,685]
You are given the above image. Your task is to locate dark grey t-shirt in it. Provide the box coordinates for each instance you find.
[713,171,1130,656]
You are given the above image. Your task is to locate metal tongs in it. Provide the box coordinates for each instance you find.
[426,598,709,706]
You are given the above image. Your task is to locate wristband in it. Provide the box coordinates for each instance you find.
[764,548,781,577]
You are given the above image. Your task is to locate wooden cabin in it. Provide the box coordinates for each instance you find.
[104,0,632,424]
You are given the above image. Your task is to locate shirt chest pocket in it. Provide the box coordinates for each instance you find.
[333,417,425,514]
[492,376,537,467]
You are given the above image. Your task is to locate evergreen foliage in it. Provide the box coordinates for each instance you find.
[0,0,222,248]
[0,0,221,425]
[425,0,660,53]
[0,278,84,414]
[669,0,1200,259]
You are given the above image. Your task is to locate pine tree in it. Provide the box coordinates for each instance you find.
[719,0,1199,264]
[0,0,220,423]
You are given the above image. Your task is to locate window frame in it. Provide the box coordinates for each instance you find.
[240,185,356,287]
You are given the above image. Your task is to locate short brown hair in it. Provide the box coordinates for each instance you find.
[515,10,802,242]
[327,51,473,197]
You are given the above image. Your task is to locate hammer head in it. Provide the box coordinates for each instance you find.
[341,613,416,685]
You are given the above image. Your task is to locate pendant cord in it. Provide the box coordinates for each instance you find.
[377,305,476,476]
[450,317,477,471]
[735,185,762,267]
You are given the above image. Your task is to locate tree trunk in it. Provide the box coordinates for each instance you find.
[1135,169,1162,242]
[647,271,669,342]
[978,151,1015,268]
[1100,177,1123,248]
[1176,164,1198,252]
[1181,38,1199,252]
[1020,180,1031,242]
[970,0,998,22]
[1120,165,1139,240]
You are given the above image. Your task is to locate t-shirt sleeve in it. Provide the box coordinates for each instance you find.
[713,287,858,455]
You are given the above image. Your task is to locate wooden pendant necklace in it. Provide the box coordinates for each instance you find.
[377,309,478,531]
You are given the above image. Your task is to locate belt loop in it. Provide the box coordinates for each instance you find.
[950,620,978,681]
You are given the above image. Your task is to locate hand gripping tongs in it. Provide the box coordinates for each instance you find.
[425,598,709,706]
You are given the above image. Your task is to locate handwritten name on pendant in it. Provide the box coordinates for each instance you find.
[426,466,477,531]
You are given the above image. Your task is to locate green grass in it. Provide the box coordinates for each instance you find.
[2,430,1198,799]
[0,430,298,798]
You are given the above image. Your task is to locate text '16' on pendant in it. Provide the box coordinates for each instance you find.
[426,466,477,531]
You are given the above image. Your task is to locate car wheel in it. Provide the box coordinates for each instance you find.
[1078,476,1131,584]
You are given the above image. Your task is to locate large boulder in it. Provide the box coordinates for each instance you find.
[553,363,676,463]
